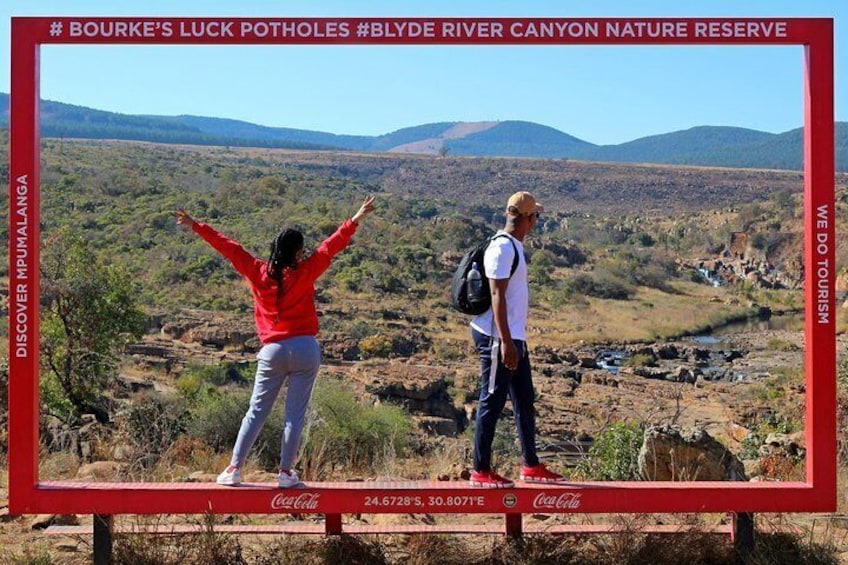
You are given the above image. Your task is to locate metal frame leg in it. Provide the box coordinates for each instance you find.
[93,514,113,565]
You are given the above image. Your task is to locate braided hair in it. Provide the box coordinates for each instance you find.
[267,228,304,308]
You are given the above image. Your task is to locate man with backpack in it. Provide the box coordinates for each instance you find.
[468,191,566,488]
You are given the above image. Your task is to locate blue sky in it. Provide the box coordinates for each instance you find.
[1,0,844,145]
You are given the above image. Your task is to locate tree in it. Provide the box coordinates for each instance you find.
[40,229,146,423]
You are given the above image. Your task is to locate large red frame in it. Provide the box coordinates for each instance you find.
[8,17,835,516]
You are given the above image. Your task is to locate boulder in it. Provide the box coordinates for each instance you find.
[723,350,744,363]
[533,345,563,364]
[581,371,620,388]
[726,422,752,443]
[114,374,155,395]
[320,335,360,361]
[76,461,127,481]
[759,432,806,459]
[623,366,671,380]
[417,416,459,437]
[30,514,79,530]
[655,344,680,360]
[637,425,747,481]
[363,364,468,430]
[578,356,599,369]
[670,366,699,384]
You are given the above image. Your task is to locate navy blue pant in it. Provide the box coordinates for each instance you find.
[472,328,539,472]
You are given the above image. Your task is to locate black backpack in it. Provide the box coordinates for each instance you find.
[450,234,519,315]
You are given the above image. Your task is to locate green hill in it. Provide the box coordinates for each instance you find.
[2,93,845,171]
[576,123,847,171]
[445,120,594,158]
[577,126,775,164]
[171,115,372,151]
[0,94,337,151]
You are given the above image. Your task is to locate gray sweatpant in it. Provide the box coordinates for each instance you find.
[229,335,321,471]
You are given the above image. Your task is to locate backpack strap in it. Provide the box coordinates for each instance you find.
[489,234,520,278]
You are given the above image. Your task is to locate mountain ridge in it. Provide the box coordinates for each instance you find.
[1,93,845,171]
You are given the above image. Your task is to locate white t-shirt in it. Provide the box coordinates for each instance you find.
[470,231,529,340]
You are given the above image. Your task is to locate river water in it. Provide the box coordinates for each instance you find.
[691,312,804,343]
[596,313,804,373]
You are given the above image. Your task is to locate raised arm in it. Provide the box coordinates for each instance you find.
[175,209,264,283]
[299,195,376,280]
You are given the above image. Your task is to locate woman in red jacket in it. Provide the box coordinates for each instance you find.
[176,195,375,488]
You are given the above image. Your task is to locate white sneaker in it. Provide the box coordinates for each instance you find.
[216,467,243,486]
[277,470,301,488]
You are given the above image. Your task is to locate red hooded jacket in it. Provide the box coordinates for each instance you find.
[192,219,357,344]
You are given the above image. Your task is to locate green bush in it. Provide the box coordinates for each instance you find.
[185,378,411,475]
[183,362,253,389]
[39,371,77,423]
[301,379,411,476]
[186,387,252,453]
[359,334,394,359]
[528,249,556,286]
[601,248,679,292]
[577,422,643,480]
[567,272,634,300]
[40,229,147,422]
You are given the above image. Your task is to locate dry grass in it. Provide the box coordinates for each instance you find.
[361,281,800,353]
[101,524,841,565]
[531,284,789,346]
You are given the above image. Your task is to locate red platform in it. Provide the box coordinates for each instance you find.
[24,479,817,516]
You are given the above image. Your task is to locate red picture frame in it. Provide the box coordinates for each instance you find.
[8,17,835,516]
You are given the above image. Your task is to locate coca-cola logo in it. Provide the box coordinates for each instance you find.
[270,492,321,511]
[502,493,517,508]
[532,492,582,510]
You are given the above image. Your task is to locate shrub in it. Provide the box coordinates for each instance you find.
[359,334,394,359]
[178,362,253,393]
[432,339,466,361]
[567,272,635,300]
[528,248,557,286]
[838,355,848,388]
[121,392,188,469]
[39,370,77,424]
[740,410,796,460]
[166,436,216,468]
[186,387,252,452]
[601,248,679,292]
[301,379,411,477]
[349,321,378,340]
[40,229,147,422]
[577,422,643,480]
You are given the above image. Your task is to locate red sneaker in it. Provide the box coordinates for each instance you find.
[520,464,568,484]
[469,470,515,488]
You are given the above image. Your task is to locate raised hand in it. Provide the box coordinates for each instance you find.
[175,209,196,228]
[351,195,377,225]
